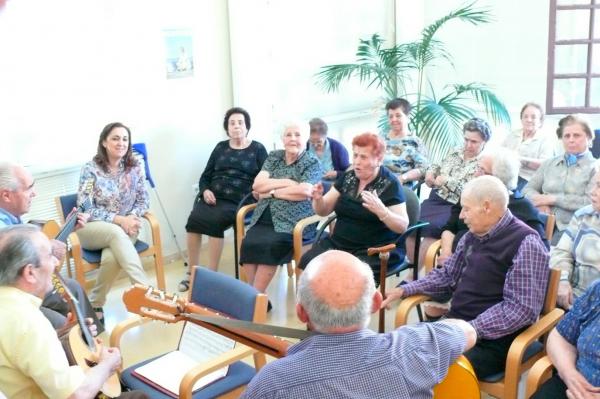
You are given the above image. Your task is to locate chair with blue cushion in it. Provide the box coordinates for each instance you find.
[56,193,166,292]
[305,186,429,332]
[112,266,268,399]
[235,200,329,282]
[395,268,564,399]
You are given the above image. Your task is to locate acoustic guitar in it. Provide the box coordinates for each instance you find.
[40,188,122,398]
[433,355,480,398]
[123,284,291,358]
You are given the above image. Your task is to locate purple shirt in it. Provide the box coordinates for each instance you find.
[403,211,550,339]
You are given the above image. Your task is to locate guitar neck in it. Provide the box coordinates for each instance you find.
[54,273,96,351]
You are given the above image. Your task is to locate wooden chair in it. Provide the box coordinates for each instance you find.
[56,193,165,291]
[395,268,564,399]
[112,266,268,399]
[234,202,328,281]
[524,355,554,399]
[540,212,556,243]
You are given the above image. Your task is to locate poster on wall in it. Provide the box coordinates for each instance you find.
[164,29,194,79]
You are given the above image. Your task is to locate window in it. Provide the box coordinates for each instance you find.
[547,0,600,114]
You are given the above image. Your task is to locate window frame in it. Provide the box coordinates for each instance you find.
[547,0,600,114]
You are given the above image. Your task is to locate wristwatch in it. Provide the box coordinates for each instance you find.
[269,189,276,199]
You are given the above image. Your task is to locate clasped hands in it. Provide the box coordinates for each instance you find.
[118,214,141,236]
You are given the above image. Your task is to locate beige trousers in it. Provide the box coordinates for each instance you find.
[76,220,149,307]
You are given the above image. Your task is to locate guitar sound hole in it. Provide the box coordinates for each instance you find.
[85,358,98,368]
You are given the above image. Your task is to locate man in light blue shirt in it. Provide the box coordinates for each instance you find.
[242,250,477,399]
[0,162,101,331]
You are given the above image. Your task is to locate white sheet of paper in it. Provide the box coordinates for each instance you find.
[133,322,236,396]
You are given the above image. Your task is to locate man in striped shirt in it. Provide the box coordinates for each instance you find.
[383,175,550,379]
[242,250,477,399]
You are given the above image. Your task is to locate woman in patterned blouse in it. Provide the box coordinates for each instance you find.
[240,121,321,299]
[523,115,596,245]
[531,280,600,399]
[179,107,267,291]
[76,122,150,318]
[382,98,429,188]
[408,118,492,269]
[298,132,409,283]
[550,168,600,310]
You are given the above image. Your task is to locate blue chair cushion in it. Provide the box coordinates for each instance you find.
[81,240,150,264]
[479,340,544,383]
[121,354,256,398]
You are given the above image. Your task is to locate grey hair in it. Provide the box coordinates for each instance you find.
[462,175,509,210]
[0,224,41,286]
[296,256,376,332]
[490,148,520,191]
[0,162,19,191]
[280,120,307,137]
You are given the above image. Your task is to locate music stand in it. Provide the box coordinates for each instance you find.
[132,143,187,265]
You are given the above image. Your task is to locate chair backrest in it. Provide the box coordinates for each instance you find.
[57,193,77,224]
[132,142,155,188]
[402,186,421,227]
[190,266,262,322]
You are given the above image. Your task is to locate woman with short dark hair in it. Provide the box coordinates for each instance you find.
[179,107,267,291]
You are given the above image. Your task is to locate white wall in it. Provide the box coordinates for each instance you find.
[0,0,233,257]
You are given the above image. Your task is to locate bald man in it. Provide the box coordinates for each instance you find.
[0,162,101,331]
[384,175,550,380]
[242,250,477,399]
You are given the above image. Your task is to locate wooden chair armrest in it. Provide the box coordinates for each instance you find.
[293,213,329,256]
[67,232,88,287]
[142,212,161,243]
[394,294,431,327]
[109,316,154,349]
[525,355,554,399]
[367,243,397,256]
[179,344,256,399]
[503,308,564,391]
[424,240,441,275]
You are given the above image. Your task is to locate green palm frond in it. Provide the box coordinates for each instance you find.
[315,2,509,164]
[452,83,511,125]
[413,95,476,161]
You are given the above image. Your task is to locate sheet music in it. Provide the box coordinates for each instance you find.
[179,321,235,363]
[133,322,236,396]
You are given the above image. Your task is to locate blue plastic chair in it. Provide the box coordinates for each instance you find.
[56,193,166,291]
[116,266,269,399]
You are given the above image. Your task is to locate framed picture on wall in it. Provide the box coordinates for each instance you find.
[164,29,194,79]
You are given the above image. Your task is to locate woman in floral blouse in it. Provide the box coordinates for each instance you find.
[382,98,429,188]
[408,118,492,269]
[240,121,321,301]
[76,122,149,318]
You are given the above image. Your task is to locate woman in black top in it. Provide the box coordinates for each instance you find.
[180,107,267,291]
[299,132,409,282]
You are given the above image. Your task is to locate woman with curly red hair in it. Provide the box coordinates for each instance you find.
[298,132,409,283]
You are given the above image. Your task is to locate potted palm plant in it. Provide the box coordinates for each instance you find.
[315,2,510,161]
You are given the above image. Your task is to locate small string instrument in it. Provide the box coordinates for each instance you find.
[123,284,292,358]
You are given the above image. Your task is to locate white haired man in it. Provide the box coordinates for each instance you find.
[0,162,101,331]
[242,250,477,398]
[0,225,148,398]
[384,175,550,380]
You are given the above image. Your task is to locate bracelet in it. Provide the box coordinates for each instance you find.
[379,208,390,221]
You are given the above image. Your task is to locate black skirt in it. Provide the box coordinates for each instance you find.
[185,196,238,238]
[239,207,293,266]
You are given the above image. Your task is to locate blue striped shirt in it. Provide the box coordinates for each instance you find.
[242,322,466,399]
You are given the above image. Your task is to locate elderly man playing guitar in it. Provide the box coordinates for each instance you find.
[0,225,149,398]
[0,161,101,331]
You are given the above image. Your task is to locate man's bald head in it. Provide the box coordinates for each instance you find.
[297,250,378,333]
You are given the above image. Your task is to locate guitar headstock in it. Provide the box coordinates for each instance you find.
[123,284,187,323]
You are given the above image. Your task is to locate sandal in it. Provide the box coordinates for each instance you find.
[178,272,191,292]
